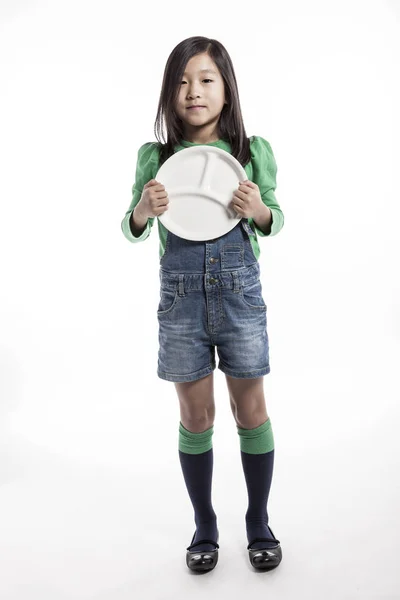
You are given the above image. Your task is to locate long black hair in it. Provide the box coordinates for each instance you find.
[153,36,251,168]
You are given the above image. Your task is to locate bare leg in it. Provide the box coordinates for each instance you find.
[225,374,268,428]
[175,372,215,431]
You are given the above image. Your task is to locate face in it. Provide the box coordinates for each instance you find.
[175,52,227,142]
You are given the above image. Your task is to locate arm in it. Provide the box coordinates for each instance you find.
[121,142,158,243]
[129,206,149,237]
[253,204,273,236]
[249,136,284,237]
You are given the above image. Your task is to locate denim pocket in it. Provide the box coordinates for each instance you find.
[221,243,244,270]
[157,286,179,316]
[240,277,267,310]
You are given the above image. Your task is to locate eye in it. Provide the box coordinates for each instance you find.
[180,79,213,84]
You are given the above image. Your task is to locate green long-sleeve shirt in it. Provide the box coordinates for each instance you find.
[121,136,284,261]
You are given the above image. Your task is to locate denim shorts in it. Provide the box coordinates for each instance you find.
[156,261,270,383]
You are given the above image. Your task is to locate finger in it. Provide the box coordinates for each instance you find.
[144,179,160,188]
[150,183,166,192]
[232,196,245,208]
[239,179,257,188]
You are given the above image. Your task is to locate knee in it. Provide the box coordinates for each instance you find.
[181,414,215,433]
[234,408,268,430]
[179,397,215,432]
[176,374,215,432]
[180,400,215,432]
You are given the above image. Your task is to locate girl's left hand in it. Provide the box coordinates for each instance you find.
[231,180,264,219]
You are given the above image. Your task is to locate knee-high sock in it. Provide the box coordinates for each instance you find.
[178,422,218,553]
[237,417,278,549]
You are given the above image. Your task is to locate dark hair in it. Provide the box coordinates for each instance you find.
[153,36,251,168]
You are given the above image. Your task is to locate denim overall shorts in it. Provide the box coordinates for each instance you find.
[156,218,270,383]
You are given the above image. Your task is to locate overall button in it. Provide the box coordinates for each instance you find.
[209,277,218,284]
[209,257,219,263]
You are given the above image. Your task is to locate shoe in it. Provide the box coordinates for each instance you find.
[247,525,282,570]
[186,531,219,572]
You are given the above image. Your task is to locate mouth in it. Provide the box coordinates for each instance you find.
[187,106,206,110]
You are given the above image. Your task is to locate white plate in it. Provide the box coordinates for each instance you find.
[155,145,248,240]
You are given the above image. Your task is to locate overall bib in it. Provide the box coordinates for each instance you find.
[156,218,270,383]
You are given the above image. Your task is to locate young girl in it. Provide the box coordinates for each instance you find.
[121,36,285,573]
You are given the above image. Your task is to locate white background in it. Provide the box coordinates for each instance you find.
[1,0,399,598]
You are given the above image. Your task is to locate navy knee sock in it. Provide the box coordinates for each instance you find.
[237,417,278,549]
[178,422,218,553]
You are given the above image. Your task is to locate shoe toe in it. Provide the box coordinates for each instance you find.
[247,529,282,571]
[186,534,219,572]
[186,549,218,571]
[248,545,282,570]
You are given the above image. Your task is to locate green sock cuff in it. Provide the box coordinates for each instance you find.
[179,421,214,454]
[237,417,274,454]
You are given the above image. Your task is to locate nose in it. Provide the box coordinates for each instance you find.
[186,83,202,99]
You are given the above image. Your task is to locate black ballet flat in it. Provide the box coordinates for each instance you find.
[247,525,282,570]
[186,531,219,572]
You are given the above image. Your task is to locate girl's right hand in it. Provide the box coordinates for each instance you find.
[136,179,169,219]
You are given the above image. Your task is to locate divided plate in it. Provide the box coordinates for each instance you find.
[156,145,248,240]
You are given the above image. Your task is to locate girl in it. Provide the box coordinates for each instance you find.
[121,36,285,573]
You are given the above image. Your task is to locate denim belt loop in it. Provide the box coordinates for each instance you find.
[232,271,240,293]
[178,274,185,296]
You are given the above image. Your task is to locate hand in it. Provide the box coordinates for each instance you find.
[136,179,169,219]
[231,180,264,219]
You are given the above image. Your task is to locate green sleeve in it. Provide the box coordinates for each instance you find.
[121,142,160,243]
[249,136,284,237]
